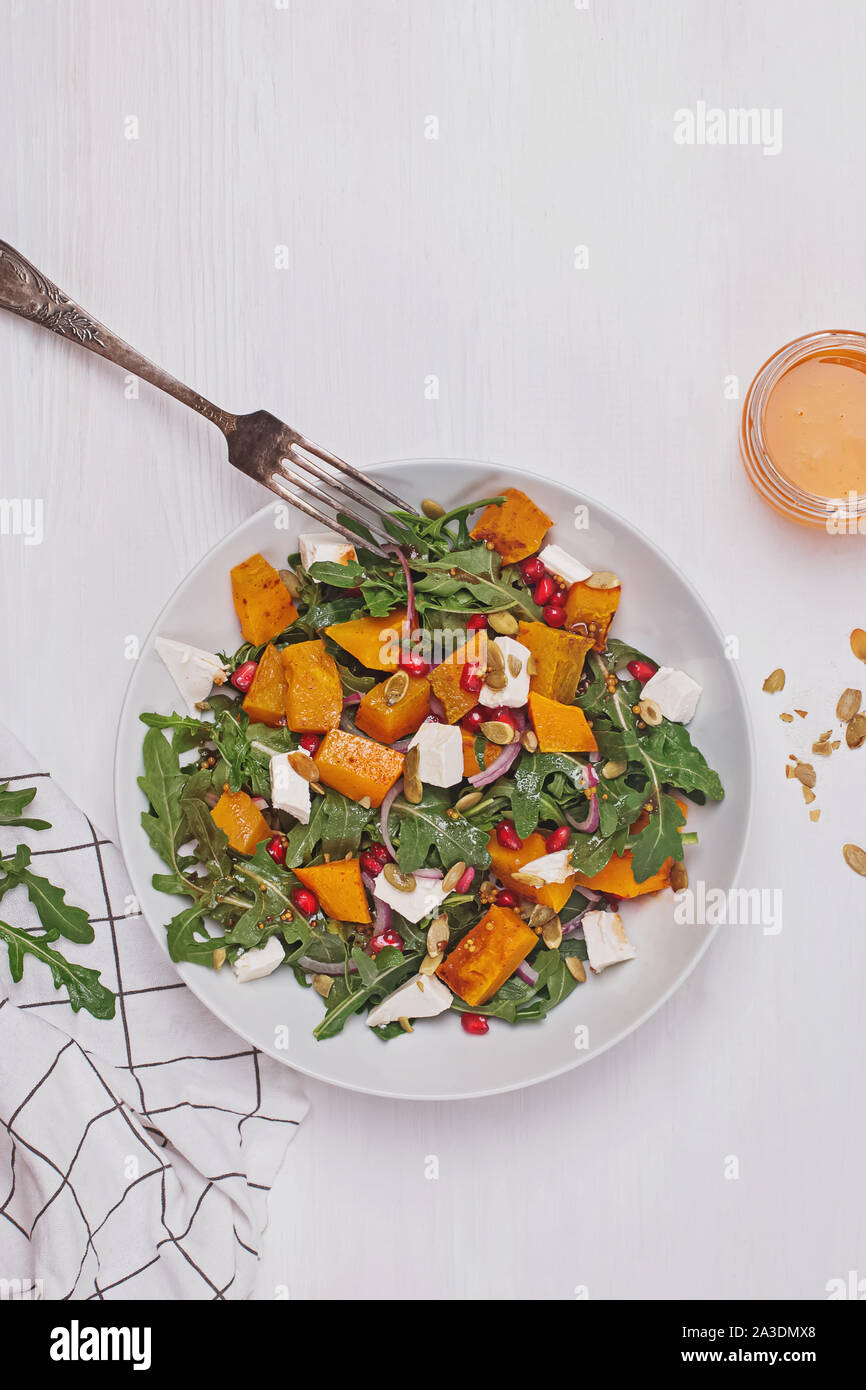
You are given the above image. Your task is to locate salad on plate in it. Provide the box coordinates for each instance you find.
[139,488,723,1042]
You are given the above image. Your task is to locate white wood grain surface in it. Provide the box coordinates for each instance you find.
[2,0,865,1300]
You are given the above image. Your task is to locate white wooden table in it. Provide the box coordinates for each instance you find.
[2,0,864,1300]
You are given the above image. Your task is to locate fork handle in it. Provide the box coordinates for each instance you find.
[0,240,237,435]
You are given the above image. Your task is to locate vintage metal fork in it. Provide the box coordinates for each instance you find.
[0,240,413,555]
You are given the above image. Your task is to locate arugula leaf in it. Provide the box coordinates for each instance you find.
[510,753,594,838]
[0,781,51,831]
[165,903,226,964]
[629,792,686,882]
[313,945,421,1040]
[0,918,115,1018]
[389,787,491,873]
[0,846,94,943]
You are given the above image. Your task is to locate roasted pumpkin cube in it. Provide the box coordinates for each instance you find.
[354,675,431,743]
[231,553,298,646]
[518,621,592,703]
[324,609,407,672]
[469,488,553,564]
[527,691,597,753]
[242,643,287,727]
[461,729,503,778]
[575,853,670,898]
[314,728,404,807]
[210,789,271,855]
[281,640,342,733]
[487,830,577,912]
[564,575,621,651]
[429,633,486,724]
[436,904,537,1006]
[293,858,372,923]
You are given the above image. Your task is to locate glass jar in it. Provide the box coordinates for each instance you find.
[740,330,866,531]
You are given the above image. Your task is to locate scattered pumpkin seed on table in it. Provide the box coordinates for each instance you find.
[843,843,866,876]
[762,668,786,693]
[837,688,862,722]
[846,714,866,749]
[850,629,866,663]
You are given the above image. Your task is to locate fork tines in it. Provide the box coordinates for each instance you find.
[269,433,414,558]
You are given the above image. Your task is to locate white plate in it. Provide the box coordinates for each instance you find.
[114,459,753,1100]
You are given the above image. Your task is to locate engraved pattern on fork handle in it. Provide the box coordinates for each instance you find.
[0,240,237,435]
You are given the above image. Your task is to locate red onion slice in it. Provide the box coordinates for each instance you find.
[379,778,403,859]
[565,795,600,834]
[384,545,416,633]
[468,736,521,788]
[516,960,538,985]
[296,956,357,976]
[455,866,475,894]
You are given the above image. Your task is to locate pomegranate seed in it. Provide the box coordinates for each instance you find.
[230,660,258,692]
[496,819,523,851]
[489,705,518,729]
[455,866,475,894]
[552,586,568,605]
[520,557,545,584]
[462,707,485,733]
[545,825,571,853]
[543,603,565,628]
[465,613,488,631]
[460,664,484,694]
[627,659,657,685]
[534,575,555,606]
[360,848,387,877]
[496,889,518,907]
[461,1012,489,1035]
[346,585,363,597]
[266,835,287,866]
[366,841,390,862]
[298,733,321,755]
[399,651,430,678]
[369,928,404,955]
[292,887,318,916]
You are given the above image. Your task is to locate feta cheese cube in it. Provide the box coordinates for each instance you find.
[640,666,702,724]
[366,971,453,1028]
[581,910,636,972]
[515,849,573,885]
[299,530,357,571]
[231,935,285,983]
[269,752,311,824]
[373,873,450,924]
[478,636,532,709]
[537,544,592,587]
[407,721,463,787]
[155,636,228,716]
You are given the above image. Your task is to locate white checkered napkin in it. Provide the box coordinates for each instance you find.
[0,729,308,1300]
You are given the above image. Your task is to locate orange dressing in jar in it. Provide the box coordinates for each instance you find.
[763,354,866,499]
[740,331,866,528]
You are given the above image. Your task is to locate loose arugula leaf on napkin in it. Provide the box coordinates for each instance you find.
[0,845,94,943]
[0,920,116,1019]
[0,781,51,831]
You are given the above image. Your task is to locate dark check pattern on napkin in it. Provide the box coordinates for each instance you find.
[0,732,308,1300]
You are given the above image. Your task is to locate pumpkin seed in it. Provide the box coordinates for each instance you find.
[358,795,372,809]
[212,947,226,971]
[488,610,519,635]
[526,656,537,675]
[421,498,446,519]
[843,843,866,876]
[802,786,816,805]
[312,974,333,998]
[479,719,516,745]
[279,567,302,598]
[484,671,508,690]
[601,759,627,779]
[809,808,821,822]
[419,952,443,975]
[384,670,410,705]
[762,668,786,693]
[404,744,420,780]
[638,698,663,727]
[565,957,586,983]
[514,872,545,890]
[851,629,866,663]
[779,712,793,723]
[383,862,417,892]
[818,730,833,743]
[527,904,556,929]
[793,761,816,788]
[812,741,832,757]
[521,729,539,752]
[403,774,423,804]
[310,782,326,795]
[288,751,320,782]
[454,789,483,812]
[837,688,862,722]
[507,654,522,678]
[427,913,450,956]
[441,860,466,893]
[846,714,866,749]
[585,571,620,590]
[541,915,563,949]
[670,861,688,892]
[398,1016,414,1033]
